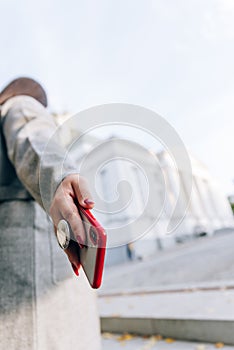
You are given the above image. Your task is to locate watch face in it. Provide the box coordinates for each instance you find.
[57,220,70,249]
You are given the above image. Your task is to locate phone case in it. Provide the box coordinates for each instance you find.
[78,207,107,289]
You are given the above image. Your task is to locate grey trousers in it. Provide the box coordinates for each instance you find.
[0,200,101,350]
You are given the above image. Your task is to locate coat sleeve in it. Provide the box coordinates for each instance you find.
[1,96,78,212]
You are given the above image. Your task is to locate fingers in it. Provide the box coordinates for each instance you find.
[53,191,86,247]
[62,205,86,246]
[71,174,95,209]
[50,174,94,248]
[49,174,95,274]
[51,198,83,272]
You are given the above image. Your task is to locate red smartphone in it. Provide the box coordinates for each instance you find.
[78,206,107,289]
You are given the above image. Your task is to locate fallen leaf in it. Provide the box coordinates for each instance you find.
[165,338,175,343]
[142,335,151,339]
[154,334,163,340]
[117,333,134,342]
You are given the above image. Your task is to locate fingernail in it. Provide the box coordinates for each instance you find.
[84,198,95,205]
[77,235,85,247]
[71,263,79,276]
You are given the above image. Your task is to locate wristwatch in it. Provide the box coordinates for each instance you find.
[56,220,71,250]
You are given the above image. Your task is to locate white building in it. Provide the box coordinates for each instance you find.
[56,116,234,265]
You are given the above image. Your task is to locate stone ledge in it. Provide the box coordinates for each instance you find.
[98,289,234,344]
[101,317,234,345]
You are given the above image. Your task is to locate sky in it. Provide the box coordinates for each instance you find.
[1,0,234,195]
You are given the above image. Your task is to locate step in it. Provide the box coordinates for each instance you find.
[98,288,234,345]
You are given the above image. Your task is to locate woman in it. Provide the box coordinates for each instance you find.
[0,77,101,349]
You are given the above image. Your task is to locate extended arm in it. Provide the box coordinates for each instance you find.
[2,95,94,272]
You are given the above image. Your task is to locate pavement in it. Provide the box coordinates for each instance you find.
[100,231,234,292]
[99,288,234,320]
[102,334,234,349]
[98,232,234,345]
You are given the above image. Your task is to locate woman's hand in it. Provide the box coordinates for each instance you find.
[49,174,94,275]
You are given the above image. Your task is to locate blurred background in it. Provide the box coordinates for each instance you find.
[1,0,234,191]
[1,0,234,346]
